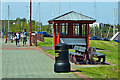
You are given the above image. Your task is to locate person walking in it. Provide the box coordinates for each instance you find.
[22,29,27,46]
[14,31,20,47]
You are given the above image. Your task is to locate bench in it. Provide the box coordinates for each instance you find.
[69,46,86,64]
[88,47,106,64]
[60,38,86,48]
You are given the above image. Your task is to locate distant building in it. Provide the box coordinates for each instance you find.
[89,22,104,29]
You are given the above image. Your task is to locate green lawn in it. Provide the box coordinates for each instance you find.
[77,40,118,78]
[89,40,118,65]
[44,49,55,57]
[38,37,119,78]
[76,66,118,78]
[37,37,53,47]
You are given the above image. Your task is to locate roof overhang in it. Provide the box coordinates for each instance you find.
[48,20,96,24]
[48,11,96,24]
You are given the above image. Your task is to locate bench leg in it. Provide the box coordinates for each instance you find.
[82,54,86,64]
[73,55,77,64]
[91,58,95,64]
[85,53,89,64]
[71,55,74,63]
[69,54,71,61]
[82,57,85,64]
[77,56,83,64]
[102,56,105,63]
[97,56,105,64]
[98,58,101,62]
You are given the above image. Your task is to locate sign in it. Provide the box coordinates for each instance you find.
[55,53,59,57]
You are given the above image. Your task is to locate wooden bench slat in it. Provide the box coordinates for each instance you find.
[78,47,86,52]
[60,38,87,45]
[95,52,106,57]
[74,46,86,52]
[74,46,79,50]
[69,52,83,56]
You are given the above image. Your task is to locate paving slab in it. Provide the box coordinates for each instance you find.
[40,47,53,50]
[0,38,2,79]
[2,39,77,78]
[2,50,77,78]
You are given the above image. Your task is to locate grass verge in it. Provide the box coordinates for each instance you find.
[38,37,119,78]
[37,37,53,47]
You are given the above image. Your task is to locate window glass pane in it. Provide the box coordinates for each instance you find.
[56,24,57,35]
[66,25,68,34]
[73,23,79,36]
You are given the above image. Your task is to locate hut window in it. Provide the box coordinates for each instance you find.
[73,23,79,36]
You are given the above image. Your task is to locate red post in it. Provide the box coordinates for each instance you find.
[65,23,66,35]
[85,24,87,49]
[79,23,82,37]
[54,23,56,46]
[71,23,73,37]
[60,24,62,35]
[85,24,87,37]
[57,23,60,44]
[29,0,32,46]
[68,23,73,37]
[74,24,75,35]
[87,24,89,49]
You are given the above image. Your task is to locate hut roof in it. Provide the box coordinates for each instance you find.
[48,11,96,22]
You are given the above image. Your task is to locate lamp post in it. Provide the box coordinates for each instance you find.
[29,0,32,46]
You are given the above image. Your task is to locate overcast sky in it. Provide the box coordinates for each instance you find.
[2,1,118,25]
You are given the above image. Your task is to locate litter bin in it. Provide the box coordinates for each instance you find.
[54,43,70,72]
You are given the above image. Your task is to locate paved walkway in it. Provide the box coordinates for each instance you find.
[0,38,2,79]
[2,39,77,78]
[40,47,53,50]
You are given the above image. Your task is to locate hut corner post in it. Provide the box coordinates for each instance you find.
[53,22,55,49]
[87,24,89,49]
[57,23,60,44]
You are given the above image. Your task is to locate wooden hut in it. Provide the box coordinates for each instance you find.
[48,11,96,49]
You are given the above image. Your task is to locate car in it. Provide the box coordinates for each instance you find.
[31,31,37,36]
[90,36,102,40]
[101,38,110,41]
[50,33,53,37]
[113,40,120,43]
[44,33,51,37]
[38,31,51,37]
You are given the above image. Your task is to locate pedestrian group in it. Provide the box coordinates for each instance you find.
[14,29,27,47]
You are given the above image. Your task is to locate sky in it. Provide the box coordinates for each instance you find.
[1,1,119,25]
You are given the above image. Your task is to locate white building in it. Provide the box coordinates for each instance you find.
[89,22,104,29]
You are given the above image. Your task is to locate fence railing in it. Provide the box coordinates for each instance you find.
[32,35,37,46]
[37,33,44,42]
[32,33,44,46]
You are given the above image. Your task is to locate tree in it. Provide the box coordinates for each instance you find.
[21,18,26,22]
[16,17,20,21]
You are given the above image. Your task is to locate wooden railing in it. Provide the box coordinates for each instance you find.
[32,35,37,46]
[37,33,44,42]
[32,33,44,46]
